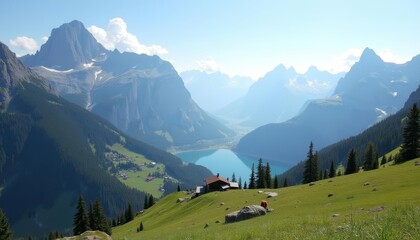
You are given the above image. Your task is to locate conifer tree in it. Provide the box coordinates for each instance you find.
[92,200,111,235]
[243,181,247,189]
[249,163,256,189]
[283,178,288,187]
[345,149,358,175]
[231,172,236,182]
[143,194,149,210]
[0,208,12,240]
[148,194,155,208]
[303,142,319,183]
[381,155,387,165]
[256,158,266,188]
[323,169,328,179]
[139,221,144,231]
[238,177,242,189]
[329,160,335,178]
[88,202,96,230]
[177,184,180,192]
[273,175,279,189]
[364,142,378,170]
[400,104,420,162]
[265,162,272,188]
[125,203,134,222]
[73,195,90,235]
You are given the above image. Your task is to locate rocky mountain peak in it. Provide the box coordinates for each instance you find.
[21,20,108,70]
[358,47,384,65]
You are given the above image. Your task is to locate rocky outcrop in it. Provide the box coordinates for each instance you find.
[225,205,266,223]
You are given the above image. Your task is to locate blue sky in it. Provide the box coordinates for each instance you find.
[1,0,419,79]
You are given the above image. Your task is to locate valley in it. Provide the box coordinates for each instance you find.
[1,3,420,239]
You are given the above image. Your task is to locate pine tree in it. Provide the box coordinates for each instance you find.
[231,172,236,182]
[345,149,358,175]
[92,200,111,235]
[177,184,180,192]
[265,162,272,188]
[243,181,247,189]
[256,158,266,188]
[323,169,328,179]
[0,208,12,240]
[249,163,256,189]
[303,142,318,183]
[139,221,144,231]
[273,175,279,189]
[400,103,420,162]
[88,202,96,230]
[238,177,242,189]
[148,194,155,208]
[125,203,134,222]
[364,142,378,171]
[329,160,335,178]
[381,155,387,165]
[73,195,90,235]
[283,178,288,187]
[143,194,149,210]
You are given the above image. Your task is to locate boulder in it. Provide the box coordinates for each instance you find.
[370,206,385,212]
[363,182,370,186]
[176,198,185,203]
[415,161,420,166]
[225,205,266,223]
[309,182,315,186]
[266,192,278,198]
[328,193,334,197]
[332,213,340,218]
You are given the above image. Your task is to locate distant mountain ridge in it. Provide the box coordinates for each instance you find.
[180,70,254,113]
[217,64,344,128]
[20,20,233,149]
[235,48,420,165]
[0,41,212,238]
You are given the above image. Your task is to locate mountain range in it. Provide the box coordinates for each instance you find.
[21,20,233,149]
[0,41,212,238]
[180,70,254,113]
[235,48,420,164]
[217,65,344,128]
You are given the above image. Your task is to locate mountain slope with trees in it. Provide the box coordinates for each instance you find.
[0,42,212,238]
[278,85,420,185]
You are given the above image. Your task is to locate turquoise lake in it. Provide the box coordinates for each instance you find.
[176,149,291,182]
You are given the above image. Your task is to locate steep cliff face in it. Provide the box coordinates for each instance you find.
[0,42,50,109]
[20,20,233,149]
[21,20,107,70]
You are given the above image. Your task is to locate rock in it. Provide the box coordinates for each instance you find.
[220,202,225,205]
[309,182,315,186]
[364,182,370,186]
[225,205,267,223]
[328,179,333,183]
[372,188,377,191]
[332,213,340,218]
[328,193,334,197]
[266,192,278,198]
[204,223,209,228]
[267,208,274,212]
[258,190,264,194]
[415,161,420,166]
[215,220,221,223]
[176,198,185,203]
[370,206,385,212]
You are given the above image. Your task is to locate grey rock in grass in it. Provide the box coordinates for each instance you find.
[225,205,267,223]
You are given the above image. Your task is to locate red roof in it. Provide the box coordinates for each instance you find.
[204,175,229,185]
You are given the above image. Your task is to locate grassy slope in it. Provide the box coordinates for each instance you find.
[109,144,166,198]
[112,159,420,239]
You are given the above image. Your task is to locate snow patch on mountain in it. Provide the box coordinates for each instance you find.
[41,66,73,73]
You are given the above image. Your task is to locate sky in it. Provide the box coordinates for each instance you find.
[1,0,420,80]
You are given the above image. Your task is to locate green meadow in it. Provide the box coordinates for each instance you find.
[111,159,420,239]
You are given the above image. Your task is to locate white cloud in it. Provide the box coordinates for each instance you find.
[197,57,222,73]
[9,36,38,53]
[377,49,410,64]
[318,48,364,74]
[88,17,168,56]
[42,36,49,43]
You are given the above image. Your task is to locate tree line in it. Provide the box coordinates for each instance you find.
[302,103,420,183]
